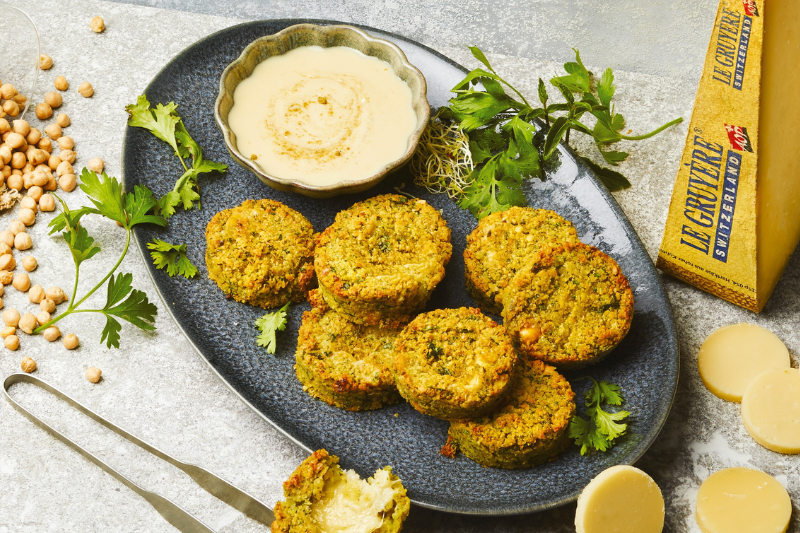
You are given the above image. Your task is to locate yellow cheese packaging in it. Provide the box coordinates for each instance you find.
[657,0,800,312]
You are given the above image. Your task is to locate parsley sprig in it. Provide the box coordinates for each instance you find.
[146,239,198,279]
[420,47,683,219]
[569,377,631,455]
[254,303,290,354]
[35,169,167,348]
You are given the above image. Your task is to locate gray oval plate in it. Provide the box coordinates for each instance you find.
[122,19,679,516]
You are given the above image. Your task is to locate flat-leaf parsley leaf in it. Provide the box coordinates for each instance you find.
[569,377,630,455]
[255,302,290,354]
[146,239,198,279]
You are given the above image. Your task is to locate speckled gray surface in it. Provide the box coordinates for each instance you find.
[0,0,798,532]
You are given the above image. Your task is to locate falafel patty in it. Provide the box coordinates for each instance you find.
[272,449,411,533]
[314,194,452,327]
[502,242,634,369]
[393,307,517,420]
[448,359,575,469]
[205,199,316,308]
[295,290,402,411]
[464,207,578,315]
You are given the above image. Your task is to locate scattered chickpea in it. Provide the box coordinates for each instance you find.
[56,113,70,128]
[39,54,53,70]
[43,326,61,342]
[8,220,24,235]
[20,356,36,372]
[7,336,21,351]
[18,312,36,333]
[18,208,36,226]
[6,174,22,191]
[40,298,56,313]
[39,194,55,212]
[0,243,10,256]
[0,254,15,271]
[47,154,60,170]
[20,197,37,212]
[46,287,67,304]
[12,273,30,292]
[0,326,14,338]
[36,310,50,326]
[0,271,12,285]
[87,157,104,173]
[6,132,25,150]
[90,15,105,33]
[54,76,69,91]
[12,94,26,106]
[28,284,45,304]
[78,82,94,98]
[12,120,30,136]
[39,137,53,152]
[56,160,73,177]
[10,152,26,169]
[14,233,32,251]
[86,366,102,383]
[35,102,53,120]
[2,100,19,118]
[56,136,74,150]
[21,173,33,190]
[62,333,79,350]
[45,176,57,191]
[0,84,17,100]
[26,128,42,145]
[2,308,20,327]
[28,149,48,165]
[59,173,77,192]
[59,149,76,163]
[0,231,13,248]
[27,186,43,202]
[44,123,62,140]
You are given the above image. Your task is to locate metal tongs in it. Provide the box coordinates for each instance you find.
[3,373,274,532]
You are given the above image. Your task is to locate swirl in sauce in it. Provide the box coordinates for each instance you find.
[229,46,417,186]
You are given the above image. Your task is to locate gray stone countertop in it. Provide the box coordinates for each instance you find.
[0,1,797,532]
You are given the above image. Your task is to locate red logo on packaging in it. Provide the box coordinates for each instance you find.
[742,0,759,16]
[725,124,754,153]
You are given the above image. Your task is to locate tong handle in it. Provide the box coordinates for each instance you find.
[3,373,274,532]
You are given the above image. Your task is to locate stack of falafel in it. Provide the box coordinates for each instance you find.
[206,197,633,470]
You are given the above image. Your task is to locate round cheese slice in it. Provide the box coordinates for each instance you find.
[697,323,790,402]
[741,368,800,454]
[575,465,664,533]
[695,467,791,533]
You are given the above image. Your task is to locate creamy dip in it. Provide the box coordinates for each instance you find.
[228,45,418,186]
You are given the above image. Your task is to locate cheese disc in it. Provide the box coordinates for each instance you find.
[741,368,800,454]
[698,323,790,402]
[575,465,664,533]
[695,467,791,533]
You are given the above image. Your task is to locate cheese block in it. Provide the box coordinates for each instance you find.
[695,467,791,533]
[657,0,800,312]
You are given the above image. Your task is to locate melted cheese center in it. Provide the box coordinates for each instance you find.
[698,323,790,402]
[311,468,396,533]
[229,46,417,186]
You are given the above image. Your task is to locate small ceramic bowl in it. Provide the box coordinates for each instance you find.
[215,23,430,199]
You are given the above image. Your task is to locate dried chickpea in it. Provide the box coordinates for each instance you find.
[6,174,22,191]
[0,145,11,164]
[0,254,14,271]
[56,136,73,150]
[28,149,48,165]
[6,132,24,150]
[38,137,53,153]
[20,197,37,212]
[78,82,94,98]
[58,149,76,163]
[44,123,62,140]
[21,172,33,188]
[31,170,49,187]
[40,298,56,313]
[56,113,70,128]
[0,231,13,248]
[44,175,57,191]
[20,357,36,374]
[36,310,50,326]
[90,16,105,33]
[42,326,61,342]
[87,157,104,173]
[26,128,42,145]
[63,333,79,350]
[2,308,20,327]
[2,100,19,117]
[10,152,25,169]
[28,284,45,304]
[59,173,77,192]
[35,102,52,120]
[26,186,43,202]
[14,233,32,251]
[0,271,12,285]
[12,120,30,136]
[56,160,73,177]
[12,272,30,292]
[39,54,53,70]
[18,208,35,226]
[86,367,102,383]
[0,243,10,256]
[0,326,14,338]
[1,167,9,179]
[9,220,25,236]
[0,84,17,100]
[48,155,60,170]
[7,337,22,352]
[0,118,9,133]
[18,313,36,334]
[54,76,68,91]
[46,286,67,304]
[39,194,55,212]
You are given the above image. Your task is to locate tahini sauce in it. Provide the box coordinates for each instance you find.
[229,46,418,186]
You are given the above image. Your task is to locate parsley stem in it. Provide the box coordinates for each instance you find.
[617,117,683,141]
[73,228,131,309]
